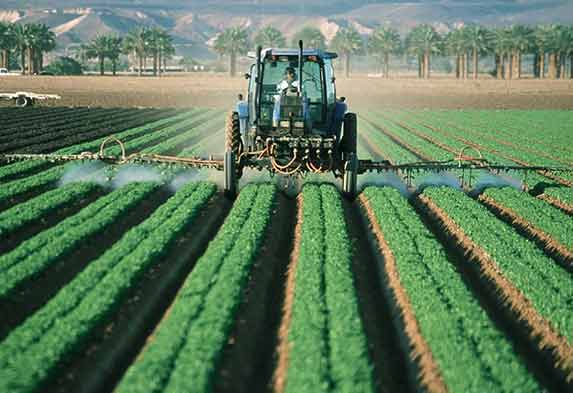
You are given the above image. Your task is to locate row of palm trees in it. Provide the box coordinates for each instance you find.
[215,24,573,79]
[82,27,175,76]
[0,22,56,74]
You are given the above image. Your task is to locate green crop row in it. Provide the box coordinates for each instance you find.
[115,183,275,393]
[422,186,573,343]
[0,109,218,205]
[284,184,373,393]
[482,187,573,248]
[0,109,198,182]
[543,186,573,206]
[0,182,216,393]
[362,186,539,392]
[0,182,102,237]
[0,182,159,298]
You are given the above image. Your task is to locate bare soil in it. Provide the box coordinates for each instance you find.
[2,74,573,109]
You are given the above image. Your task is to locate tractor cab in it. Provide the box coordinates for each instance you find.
[245,47,341,146]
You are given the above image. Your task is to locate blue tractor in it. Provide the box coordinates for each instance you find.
[224,41,358,197]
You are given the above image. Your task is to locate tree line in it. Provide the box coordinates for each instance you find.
[0,22,174,76]
[215,24,573,79]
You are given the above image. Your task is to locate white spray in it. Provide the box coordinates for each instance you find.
[111,164,164,189]
[59,162,109,186]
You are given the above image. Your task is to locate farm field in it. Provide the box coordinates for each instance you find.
[0,106,572,393]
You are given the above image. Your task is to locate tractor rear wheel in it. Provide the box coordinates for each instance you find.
[15,96,33,107]
[342,152,358,199]
[340,112,357,158]
[224,111,243,198]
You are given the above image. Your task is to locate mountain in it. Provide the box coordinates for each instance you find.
[1,1,572,60]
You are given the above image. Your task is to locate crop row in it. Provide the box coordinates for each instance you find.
[479,187,573,264]
[0,107,90,134]
[0,109,219,206]
[0,108,178,154]
[0,109,199,182]
[360,186,539,392]
[277,184,373,393]
[0,182,216,393]
[0,108,126,145]
[419,186,573,381]
[115,183,275,393]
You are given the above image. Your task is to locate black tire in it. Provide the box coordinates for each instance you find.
[224,150,237,198]
[15,96,32,107]
[342,152,358,199]
[340,112,357,156]
[225,110,244,180]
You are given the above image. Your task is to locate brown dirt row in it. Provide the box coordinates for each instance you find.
[538,194,573,216]
[0,186,171,342]
[214,193,295,393]
[273,193,303,393]
[417,193,573,385]
[345,198,412,393]
[358,194,448,393]
[44,192,232,393]
[400,110,573,167]
[478,194,573,272]
[413,121,572,188]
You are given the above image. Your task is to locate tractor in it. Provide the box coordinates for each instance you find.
[223,41,359,197]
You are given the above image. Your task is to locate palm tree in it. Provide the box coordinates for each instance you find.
[552,25,572,79]
[106,35,123,76]
[406,24,441,79]
[85,34,109,75]
[542,25,565,79]
[464,25,492,80]
[444,28,468,79]
[156,30,174,75]
[0,22,15,69]
[213,26,249,77]
[508,25,532,79]
[291,27,326,49]
[330,27,363,78]
[368,26,401,78]
[533,25,553,78]
[254,26,286,48]
[12,23,29,74]
[124,27,151,76]
[492,28,512,79]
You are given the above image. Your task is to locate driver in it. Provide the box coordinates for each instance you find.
[276,66,299,95]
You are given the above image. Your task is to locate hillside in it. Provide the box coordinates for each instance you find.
[1,1,572,60]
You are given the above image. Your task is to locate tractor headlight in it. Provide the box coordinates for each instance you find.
[293,121,304,128]
[279,120,290,128]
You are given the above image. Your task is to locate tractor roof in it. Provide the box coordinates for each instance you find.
[248,48,338,60]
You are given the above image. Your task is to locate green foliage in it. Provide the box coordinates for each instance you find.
[362,186,540,392]
[0,182,216,393]
[254,26,286,48]
[213,26,250,56]
[291,27,326,49]
[44,56,83,75]
[115,183,276,393]
[330,26,363,55]
[285,184,374,393]
[423,186,573,343]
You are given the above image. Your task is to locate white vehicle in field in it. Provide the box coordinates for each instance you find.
[0,68,19,76]
[0,91,61,107]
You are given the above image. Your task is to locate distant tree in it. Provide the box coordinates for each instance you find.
[179,56,198,72]
[464,25,492,79]
[254,26,286,48]
[507,24,532,79]
[123,27,151,76]
[44,56,83,75]
[367,26,401,78]
[11,23,55,74]
[155,29,174,74]
[106,35,123,76]
[0,22,15,69]
[533,25,554,78]
[444,28,468,79]
[291,27,326,49]
[84,34,109,75]
[213,26,249,77]
[330,26,363,78]
[147,28,173,76]
[492,27,512,79]
[406,24,441,79]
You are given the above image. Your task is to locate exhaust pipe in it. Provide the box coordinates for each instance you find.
[298,40,303,96]
[255,45,262,125]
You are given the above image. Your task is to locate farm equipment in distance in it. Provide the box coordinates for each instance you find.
[0,91,61,107]
[0,42,572,197]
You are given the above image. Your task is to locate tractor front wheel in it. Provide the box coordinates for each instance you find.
[342,152,358,199]
[15,96,33,107]
[224,111,243,198]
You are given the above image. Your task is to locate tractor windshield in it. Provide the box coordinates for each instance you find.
[259,57,325,128]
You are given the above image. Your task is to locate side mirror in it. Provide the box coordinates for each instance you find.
[331,77,336,83]
[244,73,251,79]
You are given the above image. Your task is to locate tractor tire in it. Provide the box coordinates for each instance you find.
[225,110,244,180]
[224,150,237,198]
[340,112,357,157]
[342,152,358,199]
[15,96,33,108]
